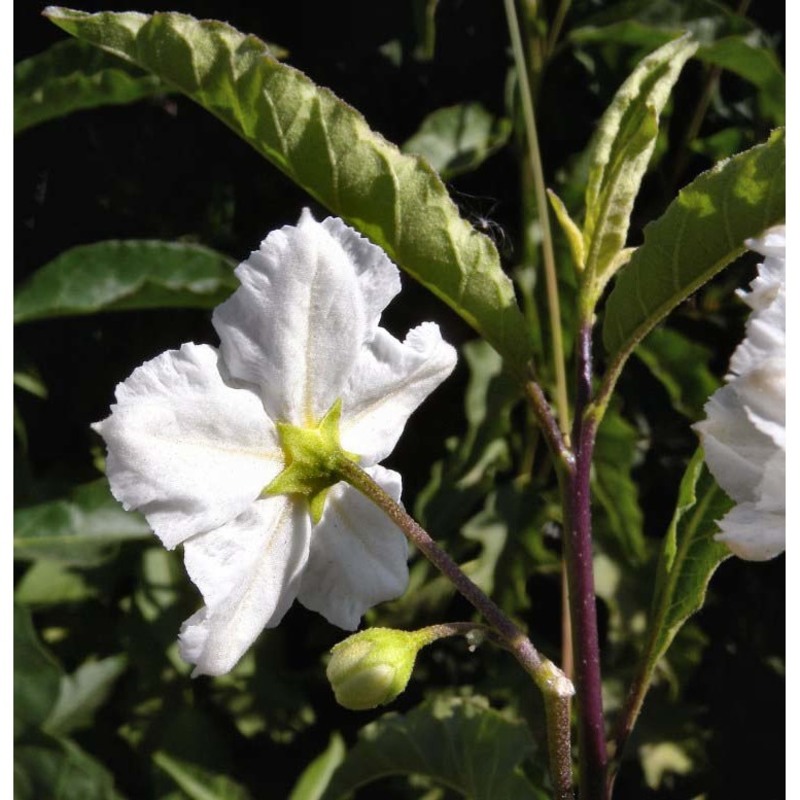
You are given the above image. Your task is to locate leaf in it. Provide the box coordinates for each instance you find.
[15,735,122,800]
[14,369,48,398]
[15,561,98,606]
[44,8,533,375]
[14,38,165,134]
[14,479,151,566]
[153,751,253,800]
[14,239,238,323]
[639,451,731,693]
[288,734,346,800]
[583,35,697,294]
[45,655,128,737]
[416,340,520,535]
[321,695,545,800]
[14,604,63,739]
[698,36,785,125]
[602,128,785,358]
[634,326,719,419]
[402,103,512,179]
[592,409,646,564]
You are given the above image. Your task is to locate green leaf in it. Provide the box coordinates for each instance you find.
[637,451,731,698]
[402,103,512,179]
[14,240,238,323]
[15,734,122,800]
[14,369,48,399]
[416,340,520,535]
[14,38,165,134]
[699,36,785,123]
[44,8,532,374]
[45,655,128,737]
[322,695,545,800]
[14,604,63,739]
[15,561,98,606]
[634,327,719,419]
[287,734,346,800]
[583,35,697,296]
[153,751,254,800]
[547,188,585,271]
[592,409,646,564]
[602,128,785,358]
[14,479,151,566]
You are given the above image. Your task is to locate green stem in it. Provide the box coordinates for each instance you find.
[546,0,572,57]
[334,455,575,800]
[504,0,570,438]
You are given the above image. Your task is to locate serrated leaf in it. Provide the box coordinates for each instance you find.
[321,695,545,800]
[45,655,128,737]
[14,604,63,739]
[153,751,253,800]
[638,451,732,698]
[583,35,697,295]
[288,734,346,800]
[14,240,238,323]
[14,479,151,566]
[402,103,512,179]
[602,129,785,357]
[14,38,165,134]
[14,734,122,800]
[634,327,719,419]
[45,8,533,374]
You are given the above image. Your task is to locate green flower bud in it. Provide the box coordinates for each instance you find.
[326,628,425,711]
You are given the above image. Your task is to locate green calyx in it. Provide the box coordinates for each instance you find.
[263,399,359,523]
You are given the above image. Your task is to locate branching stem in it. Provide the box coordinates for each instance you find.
[335,455,575,800]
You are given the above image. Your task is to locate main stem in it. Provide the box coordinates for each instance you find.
[562,322,608,800]
[334,455,575,800]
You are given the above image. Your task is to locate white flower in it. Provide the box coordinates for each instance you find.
[93,209,457,675]
[694,226,785,560]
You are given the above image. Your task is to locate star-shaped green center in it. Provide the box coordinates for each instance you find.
[263,399,359,523]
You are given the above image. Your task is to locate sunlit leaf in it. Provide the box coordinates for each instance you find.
[14,38,164,134]
[583,35,697,296]
[602,129,785,358]
[14,479,151,566]
[288,734,346,800]
[322,695,545,800]
[403,103,512,179]
[15,734,122,800]
[14,604,62,739]
[45,7,533,374]
[45,655,128,737]
[14,240,238,323]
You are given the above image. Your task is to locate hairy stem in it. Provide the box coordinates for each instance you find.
[561,322,608,800]
[335,455,575,800]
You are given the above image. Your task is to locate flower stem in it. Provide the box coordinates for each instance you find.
[560,322,609,800]
[334,455,575,800]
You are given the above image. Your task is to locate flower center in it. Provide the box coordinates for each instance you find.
[262,399,359,523]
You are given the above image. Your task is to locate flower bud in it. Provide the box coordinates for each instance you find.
[326,628,423,711]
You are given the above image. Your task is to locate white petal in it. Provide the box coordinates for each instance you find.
[298,466,409,630]
[715,503,784,561]
[180,496,311,676]
[340,323,457,464]
[735,358,785,447]
[693,384,776,503]
[745,225,785,259]
[213,209,399,425]
[92,343,283,549]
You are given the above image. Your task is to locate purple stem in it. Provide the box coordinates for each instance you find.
[563,322,608,800]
